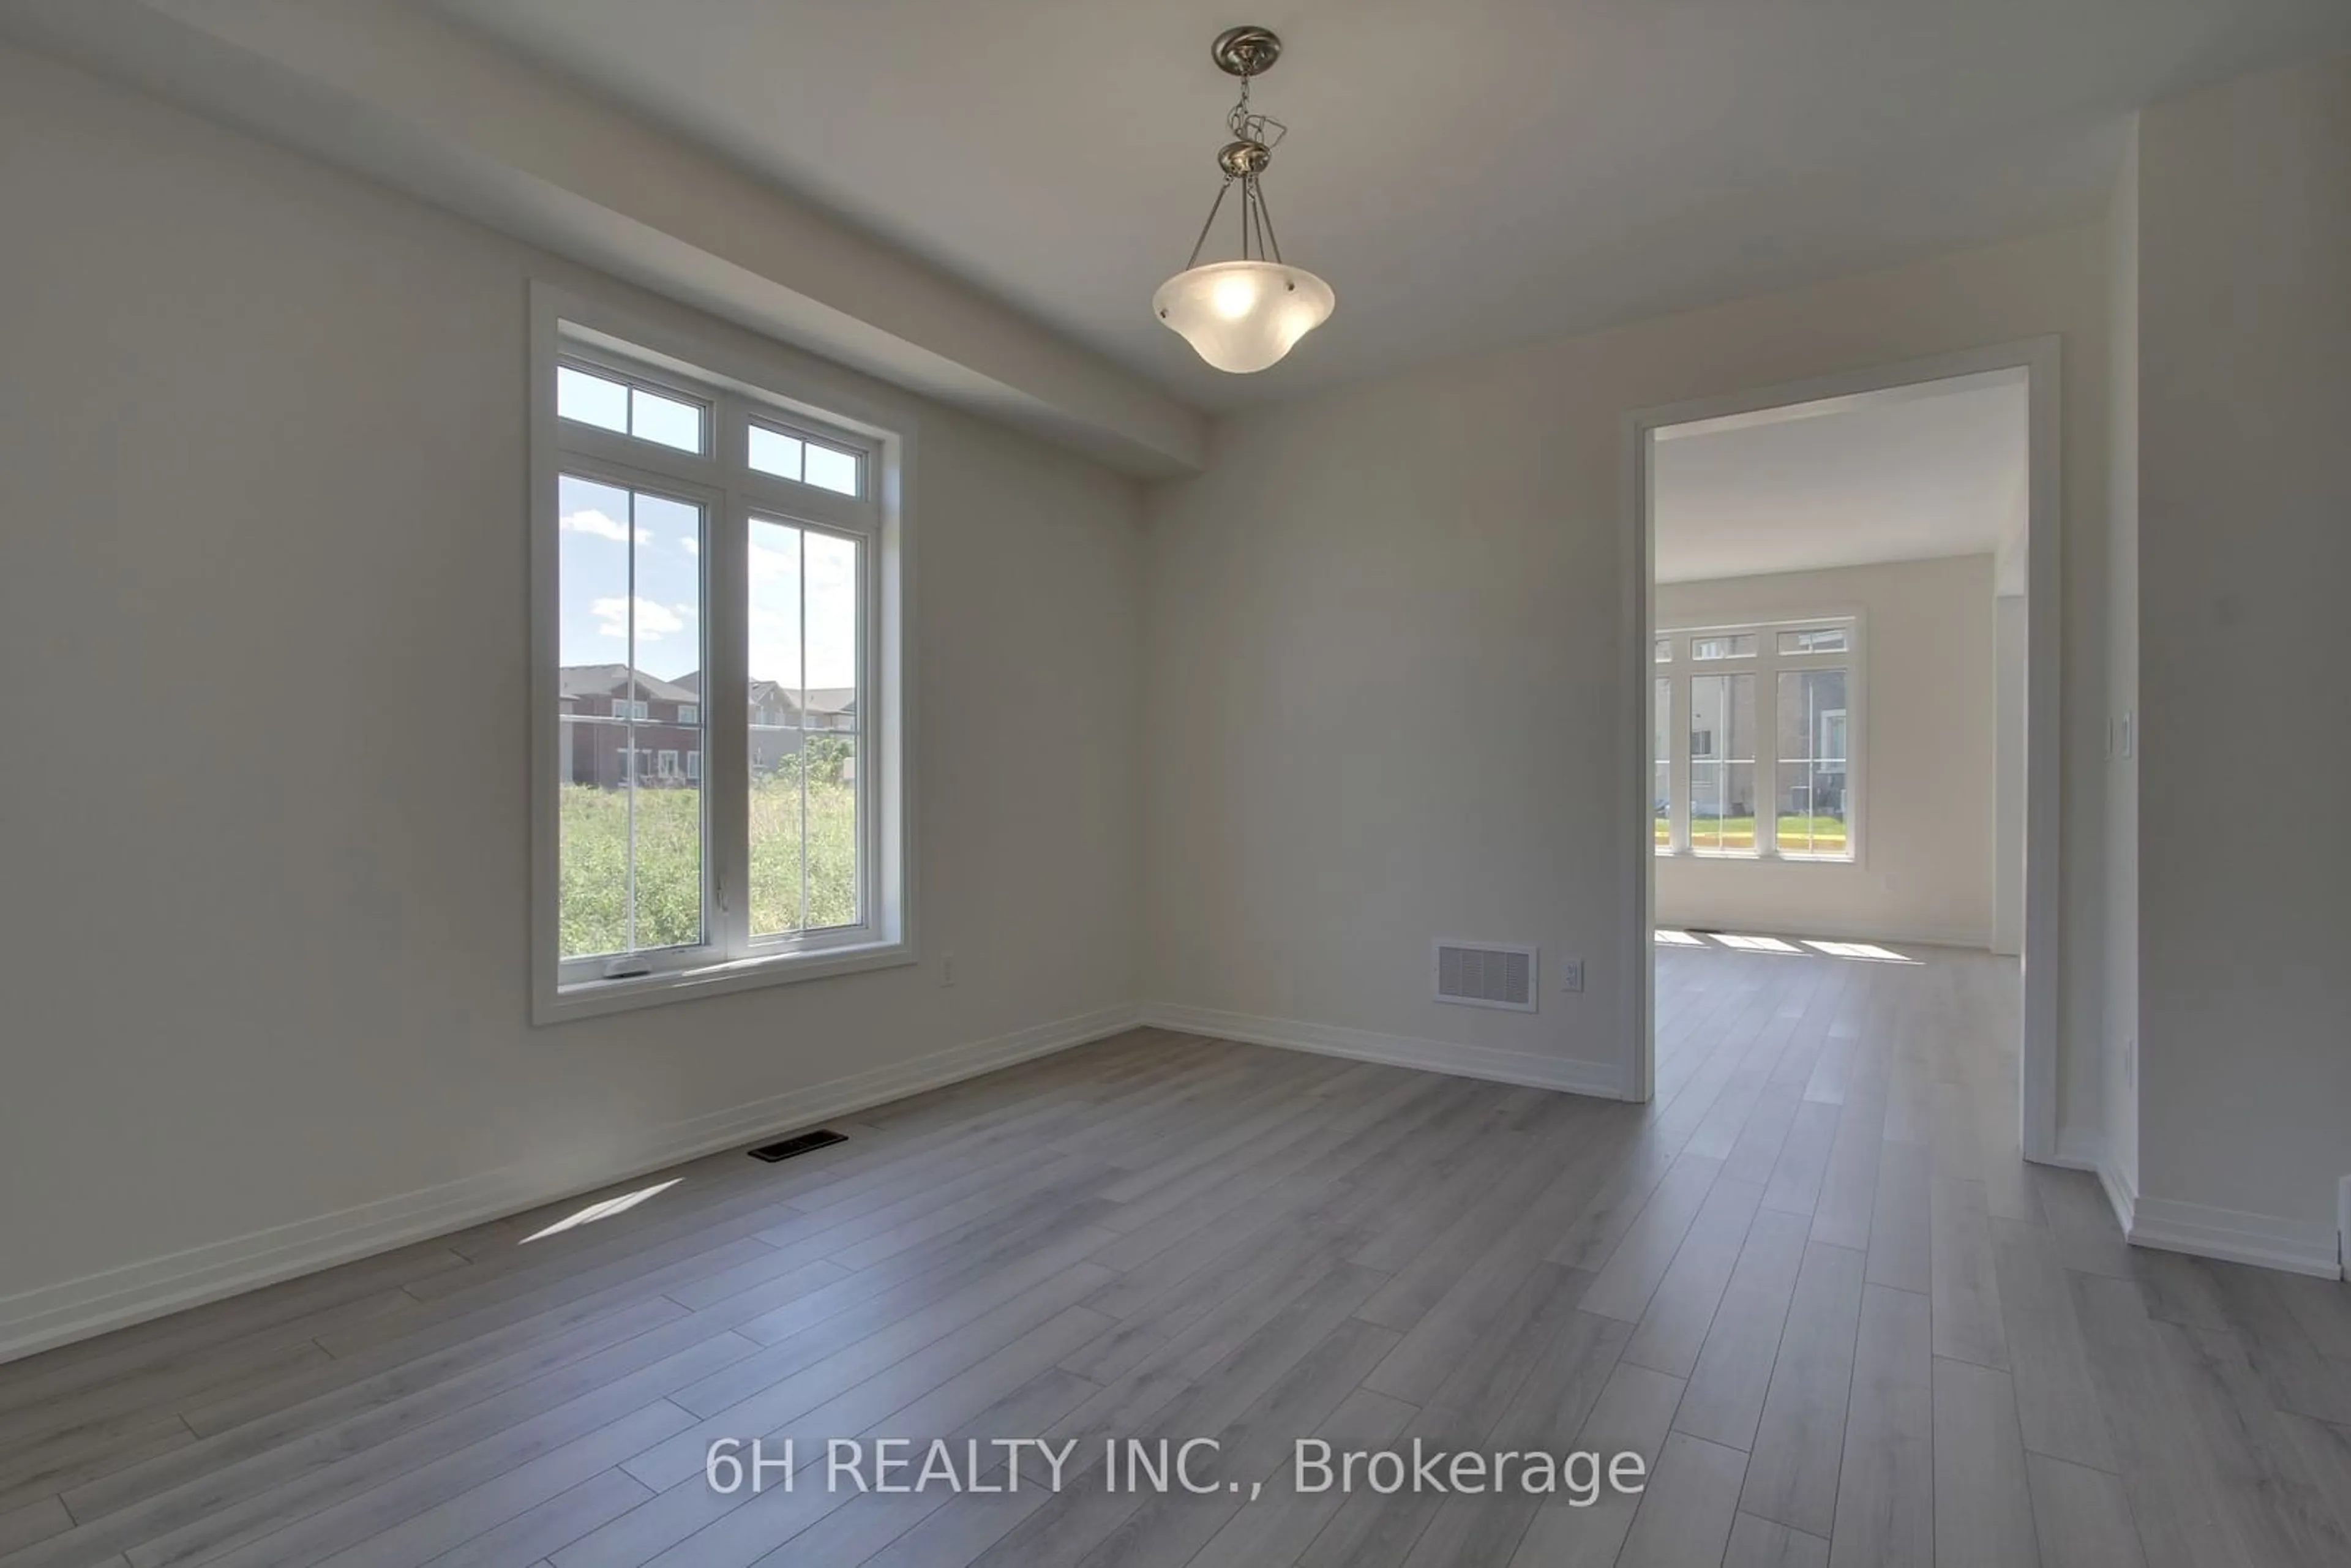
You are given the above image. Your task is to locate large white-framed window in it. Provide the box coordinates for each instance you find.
[1653,615,1860,862]
[531,287,915,1023]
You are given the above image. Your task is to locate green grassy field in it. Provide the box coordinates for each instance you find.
[560,774,857,958]
[1656,814,1848,852]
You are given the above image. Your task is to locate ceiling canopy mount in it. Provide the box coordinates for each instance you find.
[1209,24,1283,78]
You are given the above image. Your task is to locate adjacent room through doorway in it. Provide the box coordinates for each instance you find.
[1636,361,2046,1160]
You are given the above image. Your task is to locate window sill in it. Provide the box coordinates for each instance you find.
[1656,849,1857,864]
[535,937,915,1026]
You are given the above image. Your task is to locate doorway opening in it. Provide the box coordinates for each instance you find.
[1622,341,2060,1165]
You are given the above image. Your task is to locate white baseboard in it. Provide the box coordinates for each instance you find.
[2094,1146,2137,1240]
[2048,1125,2105,1172]
[2025,1126,2338,1281]
[2124,1193,2343,1280]
[2048,1125,2141,1250]
[1140,1002,1625,1100]
[0,1003,1144,1366]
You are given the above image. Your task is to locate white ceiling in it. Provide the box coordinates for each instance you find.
[432,1,2351,410]
[1653,370,2027,584]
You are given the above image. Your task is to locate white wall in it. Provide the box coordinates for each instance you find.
[1654,557,1997,948]
[0,0,1206,477]
[1993,594,2028,956]
[2134,51,2349,1256]
[0,45,1145,1349]
[1144,223,2110,1105]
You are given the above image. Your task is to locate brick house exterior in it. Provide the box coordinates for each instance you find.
[557,666,857,788]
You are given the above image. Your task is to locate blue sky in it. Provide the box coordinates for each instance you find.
[558,474,857,689]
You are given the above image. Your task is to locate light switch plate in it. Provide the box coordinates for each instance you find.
[1559,958,1584,994]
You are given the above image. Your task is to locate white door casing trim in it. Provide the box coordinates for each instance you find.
[1621,337,2062,1167]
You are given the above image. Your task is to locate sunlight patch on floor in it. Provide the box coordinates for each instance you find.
[1662,929,1921,963]
[522,1177,683,1244]
[1802,939,1919,963]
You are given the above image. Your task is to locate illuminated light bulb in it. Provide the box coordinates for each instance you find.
[1153,260,1335,373]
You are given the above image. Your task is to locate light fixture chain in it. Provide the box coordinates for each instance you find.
[1250,177,1285,265]
[1184,176,1236,271]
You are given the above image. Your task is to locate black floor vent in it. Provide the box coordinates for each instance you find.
[748,1128,847,1163]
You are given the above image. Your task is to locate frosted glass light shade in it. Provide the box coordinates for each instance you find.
[1152,260,1335,373]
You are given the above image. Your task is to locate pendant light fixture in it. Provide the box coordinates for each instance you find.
[1153,25,1335,374]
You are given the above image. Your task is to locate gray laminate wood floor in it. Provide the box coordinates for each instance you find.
[6,940,2349,1568]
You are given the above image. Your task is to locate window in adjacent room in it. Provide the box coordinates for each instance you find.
[1653,677,1671,851]
[533,298,912,1022]
[1655,617,1859,862]
[1778,626,1848,655]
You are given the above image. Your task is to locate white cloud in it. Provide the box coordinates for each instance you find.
[561,508,648,546]
[749,538,797,582]
[591,595,686,643]
[747,606,855,687]
[680,535,699,555]
[806,536,855,591]
[742,524,855,685]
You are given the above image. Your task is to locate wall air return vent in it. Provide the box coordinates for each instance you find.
[1433,941,1539,1012]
